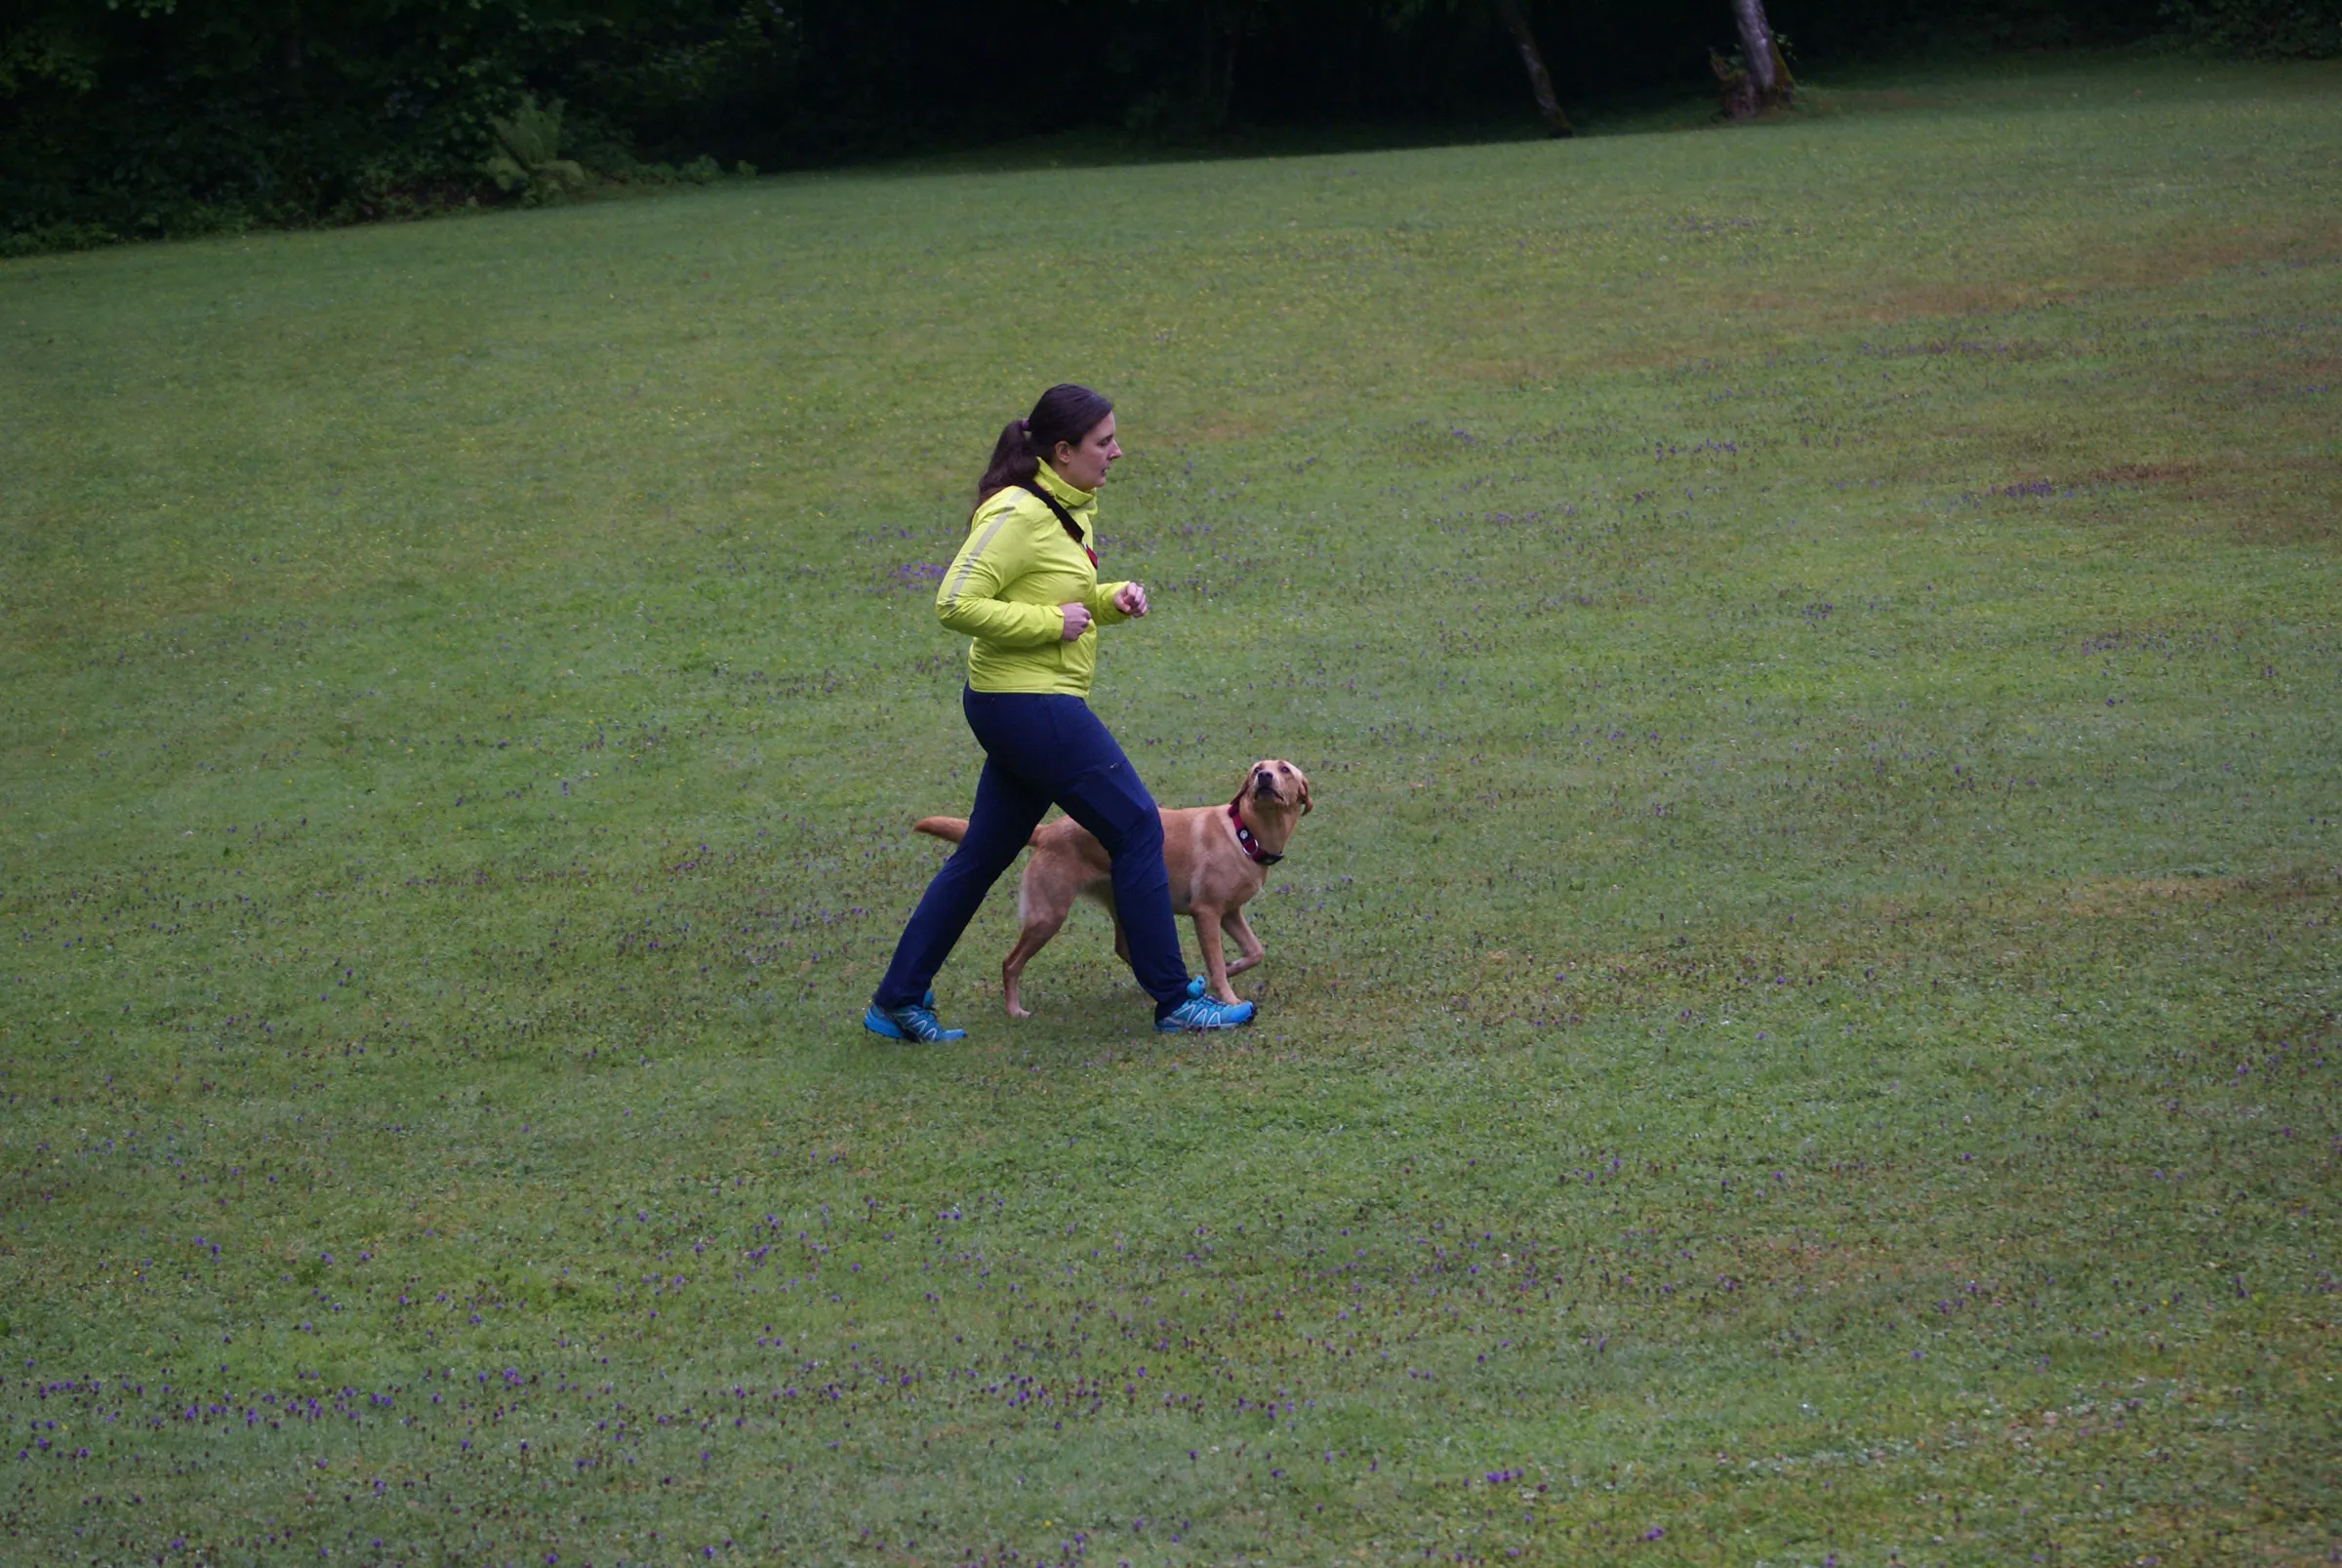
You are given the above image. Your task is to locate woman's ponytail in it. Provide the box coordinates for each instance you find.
[974,418,1040,507]
[974,383,1113,509]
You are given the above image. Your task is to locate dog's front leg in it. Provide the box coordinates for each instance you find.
[1191,905,1239,1004]
[1221,905,1266,977]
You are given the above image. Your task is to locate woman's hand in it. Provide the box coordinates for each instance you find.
[1113,583,1150,618]
[1060,602,1093,641]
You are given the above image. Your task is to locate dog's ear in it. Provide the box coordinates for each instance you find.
[1297,775,1312,815]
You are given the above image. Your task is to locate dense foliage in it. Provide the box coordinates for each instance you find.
[0,1,792,251]
[0,0,2304,252]
[2160,0,2342,55]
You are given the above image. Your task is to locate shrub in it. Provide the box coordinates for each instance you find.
[484,97,588,202]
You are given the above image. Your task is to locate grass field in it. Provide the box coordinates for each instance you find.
[4,52,2340,1568]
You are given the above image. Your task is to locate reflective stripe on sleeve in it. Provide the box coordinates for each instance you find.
[941,503,1023,608]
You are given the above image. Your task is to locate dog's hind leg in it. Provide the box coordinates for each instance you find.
[1000,908,1066,1020]
[1000,870,1072,1020]
[1221,906,1266,977]
[1100,894,1130,965]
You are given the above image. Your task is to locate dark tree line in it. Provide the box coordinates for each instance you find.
[1,0,2319,253]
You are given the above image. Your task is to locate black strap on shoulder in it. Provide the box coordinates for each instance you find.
[1018,483,1094,562]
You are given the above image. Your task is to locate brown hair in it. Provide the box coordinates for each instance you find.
[974,382,1113,508]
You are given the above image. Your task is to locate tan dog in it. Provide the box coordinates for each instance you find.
[914,759,1312,1019]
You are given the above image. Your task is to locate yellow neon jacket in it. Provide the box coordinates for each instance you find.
[935,463,1135,696]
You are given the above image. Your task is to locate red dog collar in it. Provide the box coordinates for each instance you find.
[1228,796,1282,865]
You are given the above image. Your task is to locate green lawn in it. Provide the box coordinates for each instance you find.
[3,52,2339,1568]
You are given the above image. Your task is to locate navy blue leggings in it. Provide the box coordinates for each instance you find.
[874,689,1191,1016]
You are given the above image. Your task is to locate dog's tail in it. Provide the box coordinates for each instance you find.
[914,816,1041,849]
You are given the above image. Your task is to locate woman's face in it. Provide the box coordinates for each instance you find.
[1050,414,1121,491]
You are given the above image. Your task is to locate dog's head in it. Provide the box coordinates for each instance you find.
[1241,759,1312,819]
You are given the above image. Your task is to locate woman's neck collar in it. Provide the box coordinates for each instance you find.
[1035,463,1095,506]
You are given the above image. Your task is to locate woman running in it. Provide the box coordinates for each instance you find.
[865,383,1256,1041]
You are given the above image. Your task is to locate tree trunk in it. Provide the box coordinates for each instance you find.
[1195,4,1239,130]
[1492,0,1573,138]
[282,1,305,97]
[1717,0,1794,117]
[1730,0,1776,97]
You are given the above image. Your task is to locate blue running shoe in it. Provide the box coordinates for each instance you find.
[1155,993,1255,1032]
[863,1000,965,1042]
